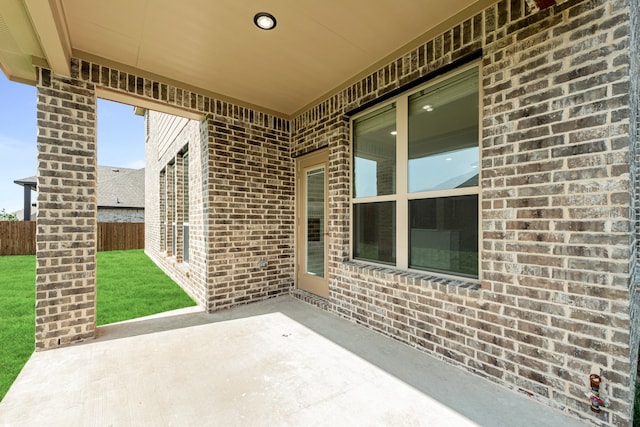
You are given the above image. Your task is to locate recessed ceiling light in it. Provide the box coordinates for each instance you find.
[390,131,397,136]
[422,105,433,111]
[445,157,452,161]
[254,12,277,30]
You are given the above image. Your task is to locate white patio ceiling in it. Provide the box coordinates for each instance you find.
[0,0,491,117]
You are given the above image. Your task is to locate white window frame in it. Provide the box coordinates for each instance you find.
[350,62,482,282]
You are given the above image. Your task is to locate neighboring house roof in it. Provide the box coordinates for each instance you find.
[97,166,145,208]
[13,177,37,187]
[14,166,145,209]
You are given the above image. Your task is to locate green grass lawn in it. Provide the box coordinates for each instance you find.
[636,384,640,427]
[96,250,195,325]
[0,255,35,404]
[0,249,195,401]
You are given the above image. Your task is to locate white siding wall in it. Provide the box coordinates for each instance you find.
[157,114,190,160]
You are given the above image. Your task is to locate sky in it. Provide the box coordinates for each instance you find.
[0,72,145,213]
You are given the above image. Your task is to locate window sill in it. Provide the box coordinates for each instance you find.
[176,261,190,274]
[342,260,481,297]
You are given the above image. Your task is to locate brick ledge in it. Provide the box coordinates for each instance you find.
[341,260,481,297]
[290,288,332,310]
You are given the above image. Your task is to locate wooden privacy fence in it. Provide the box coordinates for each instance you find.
[0,221,144,255]
[97,222,145,252]
[0,221,36,255]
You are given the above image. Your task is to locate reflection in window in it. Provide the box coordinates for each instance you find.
[353,201,396,264]
[306,167,325,277]
[409,195,478,277]
[408,67,479,193]
[351,66,479,278]
[353,104,396,198]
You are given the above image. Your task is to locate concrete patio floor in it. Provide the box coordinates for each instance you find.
[0,296,587,426]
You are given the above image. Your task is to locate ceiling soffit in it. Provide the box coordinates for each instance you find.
[2,0,492,117]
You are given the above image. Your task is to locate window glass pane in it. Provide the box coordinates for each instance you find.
[409,195,478,277]
[353,104,396,198]
[353,201,396,264]
[184,225,189,262]
[306,167,325,277]
[172,224,176,255]
[408,68,479,193]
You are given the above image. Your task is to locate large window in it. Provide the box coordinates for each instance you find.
[183,151,189,263]
[162,147,189,263]
[352,66,479,278]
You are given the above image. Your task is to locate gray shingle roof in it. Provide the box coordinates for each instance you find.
[14,166,145,209]
[97,166,145,208]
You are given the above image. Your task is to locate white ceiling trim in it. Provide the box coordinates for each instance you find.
[24,0,71,76]
[1,0,493,117]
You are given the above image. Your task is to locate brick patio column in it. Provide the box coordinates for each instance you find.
[35,68,97,350]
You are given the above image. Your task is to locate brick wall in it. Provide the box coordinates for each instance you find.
[60,58,293,310]
[33,0,639,423]
[97,207,144,223]
[145,114,208,306]
[35,69,97,350]
[175,151,184,264]
[159,169,166,251]
[291,0,637,424]
[145,110,294,310]
[204,115,293,310]
[629,0,640,421]
[481,2,635,425]
[58,52,292,312]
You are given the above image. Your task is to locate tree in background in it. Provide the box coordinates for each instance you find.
[0,208,18,221]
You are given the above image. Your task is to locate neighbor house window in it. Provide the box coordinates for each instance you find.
[352,65,479,278]
[182,151,189,262]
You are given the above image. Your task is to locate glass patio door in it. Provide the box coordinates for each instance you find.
[296,150,329,297]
